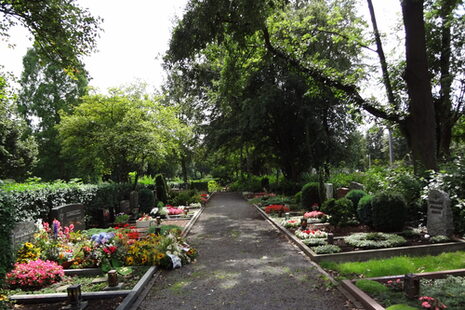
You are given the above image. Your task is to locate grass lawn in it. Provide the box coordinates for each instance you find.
[320,251,465,278]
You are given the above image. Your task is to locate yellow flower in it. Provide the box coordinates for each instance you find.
[126,256,134,265]
[157,253,165,260]
[141,254,148,264]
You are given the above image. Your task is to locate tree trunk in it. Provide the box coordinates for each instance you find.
[436,0,455,160]
[401,0,437,172]
[181,155,188,184]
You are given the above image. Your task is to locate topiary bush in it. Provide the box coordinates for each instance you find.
[371,192,407,232]
[301,182,322,210]
[139,188,155,213]
[346,189,367,214]
[155,174,169,203]
[357,195,374,225]
[320,198,355,227]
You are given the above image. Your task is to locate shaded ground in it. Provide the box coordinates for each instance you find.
[138,192,352,310]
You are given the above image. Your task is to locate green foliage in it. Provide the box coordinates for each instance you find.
[0,72,38,180]
[320,198,355,227]
[294,191,302,204]
[0,0,102,70]
[301,182,322,210]
[261,177,270,191]
[190,181,208,192]
[311,244,341,254]
[355,279,389,295]
[357,194,374,225]
[371,192,407,232]
[170,190,197,206]
[345,189,367,214]
[207,180,221,192]
[344,233,407,249]
[320,251,465,278]
[328,171,367,190]
[0,193,15,279]
[155,174,169,203]
[422,276,465,310]
[147,225,182,236]
[114,214,130,224]
[57,86,191,182]
[385,305,417,310]
[138,188,155,213]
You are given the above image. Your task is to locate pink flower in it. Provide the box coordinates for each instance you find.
[422,302,431,308]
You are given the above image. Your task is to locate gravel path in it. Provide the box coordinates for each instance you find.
[138,192,352,310]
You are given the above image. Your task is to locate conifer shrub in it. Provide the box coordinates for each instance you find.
[155,174,168,203]
[357,195,374,225]
[371,192,407,232]
[301,182,322,210]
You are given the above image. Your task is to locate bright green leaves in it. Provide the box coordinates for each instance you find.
[57,86,191,182]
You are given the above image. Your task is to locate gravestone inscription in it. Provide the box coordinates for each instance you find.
[427,189,454,236]
[50,204,86,231]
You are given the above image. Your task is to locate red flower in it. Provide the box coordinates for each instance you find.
[264,204,290,214]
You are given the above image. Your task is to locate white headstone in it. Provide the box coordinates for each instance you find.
[324,183,334,200]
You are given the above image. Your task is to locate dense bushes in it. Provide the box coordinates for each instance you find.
[301,182,323,210]
[190,181,209,192]
[0,193,15,280]
[346,190,367,214]
[371,192,407,232]
[320,198,354,226]
[357,195,374,225]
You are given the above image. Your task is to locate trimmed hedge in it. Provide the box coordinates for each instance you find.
[320,198,355,226]
[346,189,367,215]
[371,192,407,232]
[357,195,374,225]
[301,182,323,210]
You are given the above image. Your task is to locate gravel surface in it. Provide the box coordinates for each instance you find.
[138,192,353,310]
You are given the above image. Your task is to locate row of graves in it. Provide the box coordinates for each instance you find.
[249,183,465,310]
[4,191,210,310]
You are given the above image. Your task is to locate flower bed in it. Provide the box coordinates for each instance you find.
[342,269,465,310]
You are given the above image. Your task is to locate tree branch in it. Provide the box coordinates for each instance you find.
[261,26,399,123]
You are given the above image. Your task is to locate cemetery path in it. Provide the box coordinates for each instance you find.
[137,192,353,310]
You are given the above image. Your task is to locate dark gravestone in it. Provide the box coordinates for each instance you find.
[336,187,350,199]
[427,189,454,236]
[11,221,36,250]
[130,191,139,210]
[50,204,86,231]
[119,200,130,213]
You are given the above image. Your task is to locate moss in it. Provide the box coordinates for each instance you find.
[355,279,389,295]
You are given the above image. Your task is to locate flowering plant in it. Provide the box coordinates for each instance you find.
[282,219,300,228]
[419,296,447,309]
[295,229,328,239]
[303,211,326,219]
[385,278,403,291]
[137,214,154,222]
[15,242,41,263]
[264,204,290,214]
[6,259,64,289]
[167,207,184,215]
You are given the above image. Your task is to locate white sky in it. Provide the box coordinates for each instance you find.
[0,0,402,94]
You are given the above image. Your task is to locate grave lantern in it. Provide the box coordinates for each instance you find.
[300,217,308,230]
[156,216,162,226]
[327,233,334,244]
[108,270,118,287]
[64,284,87,309]
[285,212,290,220]
[404,273,420,299]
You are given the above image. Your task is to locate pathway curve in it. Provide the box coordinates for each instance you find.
[138,192,352,310]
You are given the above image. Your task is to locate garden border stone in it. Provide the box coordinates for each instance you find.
[253,204,465,263]
[340,268,465,310]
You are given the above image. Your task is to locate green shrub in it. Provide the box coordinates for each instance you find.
[147,224,182,236]
[371,192,407,232]
[346,190,367,214]
[155,174,169,203]
[301,182,322,210]
[139,188,155,213]
[170,190,196,206]
[357,195,374,225]
[0,193,15,280]
[385,305,418,310]
[270,179,302,196]
[320,198,355,227]
[294,191,302,204]
[208,180,221,192]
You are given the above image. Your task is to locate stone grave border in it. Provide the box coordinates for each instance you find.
[253,204,465,263]
[341,268,465,310]
[8,194,212,309]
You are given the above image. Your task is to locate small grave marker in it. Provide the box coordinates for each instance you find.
[324,183,334,200]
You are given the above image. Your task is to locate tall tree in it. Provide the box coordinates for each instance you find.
[17,48,88,180]
[165,0,443,172]
[0,71,38,180]
[0,0,102,70]
[57,86,191,182]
